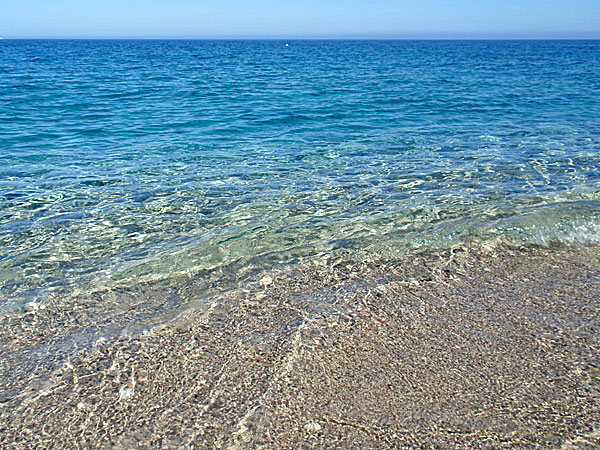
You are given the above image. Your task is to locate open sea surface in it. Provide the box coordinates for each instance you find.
[1,40,599,343]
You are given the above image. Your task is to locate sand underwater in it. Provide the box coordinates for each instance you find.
[1,242,599,449]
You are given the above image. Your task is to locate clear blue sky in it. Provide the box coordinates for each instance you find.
[2,0,599,39]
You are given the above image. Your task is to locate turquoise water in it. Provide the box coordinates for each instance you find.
[1,40,600,310]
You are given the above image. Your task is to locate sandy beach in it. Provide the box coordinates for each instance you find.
[1,243,599,449]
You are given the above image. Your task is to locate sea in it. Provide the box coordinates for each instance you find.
[1,40,599,356]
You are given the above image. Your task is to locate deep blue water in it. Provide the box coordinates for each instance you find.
[1,40,600,308]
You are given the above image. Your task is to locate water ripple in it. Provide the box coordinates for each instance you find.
[0,39,599,307]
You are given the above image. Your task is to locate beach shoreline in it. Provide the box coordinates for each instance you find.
[1,243,599,449]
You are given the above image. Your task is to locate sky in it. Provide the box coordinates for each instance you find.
[2,0,599,39]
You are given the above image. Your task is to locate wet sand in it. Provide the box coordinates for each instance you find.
[1,244,599,449]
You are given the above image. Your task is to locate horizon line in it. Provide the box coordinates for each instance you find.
[3,36,600,41]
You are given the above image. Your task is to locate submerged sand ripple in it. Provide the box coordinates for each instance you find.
[1,244,599,449]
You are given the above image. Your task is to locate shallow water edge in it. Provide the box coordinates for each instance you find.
[1,242,599,449]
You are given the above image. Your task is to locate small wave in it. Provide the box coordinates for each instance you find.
[531,219,600,247]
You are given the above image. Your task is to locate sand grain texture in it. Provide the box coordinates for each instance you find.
[1,245,599,449]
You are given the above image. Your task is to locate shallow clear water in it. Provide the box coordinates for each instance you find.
[1,40,600,310]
